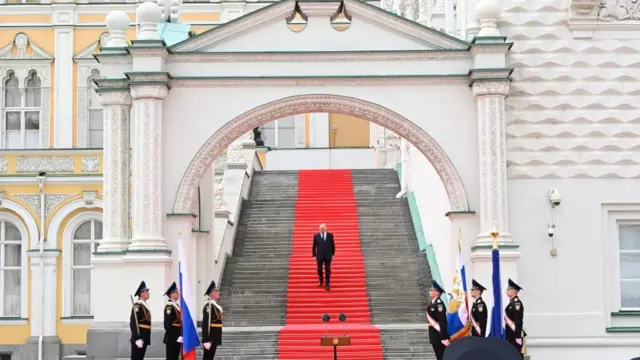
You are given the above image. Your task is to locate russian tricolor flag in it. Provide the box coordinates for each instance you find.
[179,236,201,360]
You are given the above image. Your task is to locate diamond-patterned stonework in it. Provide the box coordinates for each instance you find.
[16,157,74,173]
[82,156,100,172]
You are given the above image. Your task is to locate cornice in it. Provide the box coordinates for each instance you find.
[169,75,469,87]
[168,50,471,62]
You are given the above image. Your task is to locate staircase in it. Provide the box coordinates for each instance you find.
[352,169,436,359]
[214,171,298,359]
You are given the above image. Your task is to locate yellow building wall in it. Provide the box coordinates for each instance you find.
[328,113,371,148]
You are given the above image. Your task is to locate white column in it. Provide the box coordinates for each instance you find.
[473,80,511,244]
[52,4,75,148]
[28,251,60,337]
[97,90,131,252]
[129,84,169,251]
[444,0,456,35]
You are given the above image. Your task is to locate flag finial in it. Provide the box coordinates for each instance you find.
[178,229,182,236]
[490,226,499,249]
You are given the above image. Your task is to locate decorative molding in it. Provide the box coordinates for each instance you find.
[130,85,169,100]
[0,191,4,206]
[170,75,469,88]
[16,157,74,173]
[528,337,640,347]
[81,157,100,173]
[0,157,6,174]
[15,194,74,219]
[0,33,53,61]
[173,94,470,214]
[82,191,99,207]
[214,181,228,211]
[170,0,468,53]
[568,0,640,36]
[472,80,510,97]
[169,50,471,62]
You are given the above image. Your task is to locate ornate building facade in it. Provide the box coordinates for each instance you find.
[1,0,640,359]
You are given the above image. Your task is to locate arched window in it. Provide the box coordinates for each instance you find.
[71,219,102,316]
[2,70,41,149]
[87,69,103,148]
[0,220,22,317]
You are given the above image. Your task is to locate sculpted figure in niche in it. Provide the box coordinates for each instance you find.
[598,0,612,20]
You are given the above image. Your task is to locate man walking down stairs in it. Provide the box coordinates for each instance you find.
[213,169,437,359]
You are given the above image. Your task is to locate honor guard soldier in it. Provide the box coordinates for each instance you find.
[505,279,526,358]
[163,282,183,360]
[470,279,488,337]
[130,281,152,360]
[426,281,450,360]
[202,281,223,360]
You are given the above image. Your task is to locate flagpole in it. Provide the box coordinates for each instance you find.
[178,229,184,360]
[490,226,499,249]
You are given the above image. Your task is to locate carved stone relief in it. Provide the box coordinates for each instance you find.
[82,156,100,172]
[16,194,73,219]
[16,157,74,173]
[0,157,7,174]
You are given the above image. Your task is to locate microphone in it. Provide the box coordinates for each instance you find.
[322,314,331,336]
[338,313,347,335]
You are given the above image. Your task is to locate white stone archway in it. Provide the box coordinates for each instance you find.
[173,94,470,214]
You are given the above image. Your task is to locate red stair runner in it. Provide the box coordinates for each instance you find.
[278,170,384,360]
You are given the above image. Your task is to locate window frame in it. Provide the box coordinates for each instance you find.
[62,211,102,321]
[0,67,49,150]
[2,70,42,149]
[76,64,103,149]
[603,204,640,329]
[0,212,28,321]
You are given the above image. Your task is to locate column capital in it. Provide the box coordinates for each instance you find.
[98,89,132,107]
[130,84,169,100]
[472,79,510,97]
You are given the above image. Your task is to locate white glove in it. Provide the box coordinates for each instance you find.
[203,342,212,350]
[516,338,522,345]
[177,336,183,343]
[135,339,143,348]
[441,340,450,347]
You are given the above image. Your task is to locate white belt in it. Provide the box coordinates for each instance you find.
[426,311,441,332]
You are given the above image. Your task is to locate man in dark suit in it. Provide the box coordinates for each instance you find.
[312,223,335,290]
[470,279,488,337]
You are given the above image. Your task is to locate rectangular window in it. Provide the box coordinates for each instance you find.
[619,223,640,309]
[2,70,41,149]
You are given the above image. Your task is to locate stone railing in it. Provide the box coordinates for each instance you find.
[208,136,262,287]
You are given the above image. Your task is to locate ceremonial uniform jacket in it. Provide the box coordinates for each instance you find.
[201,300,223,346]
[426,298,449,344]
[163,301,182,344]
[504,296,525,341]
[470,297,488,337]
[130,300,152,345]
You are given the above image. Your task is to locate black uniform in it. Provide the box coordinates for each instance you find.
[164,301,182,360]
[505,279,525,358]
[130,281,151,360]
[202,281,223,360]
[426,281,449,360]
[470,297,488,337]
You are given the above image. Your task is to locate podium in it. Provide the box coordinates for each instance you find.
[320,335,351,360]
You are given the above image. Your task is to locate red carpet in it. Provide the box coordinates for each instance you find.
[277,170,384,360]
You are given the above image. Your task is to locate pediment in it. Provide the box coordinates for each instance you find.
[0,33,53,61]
[74,32,111,61]
[170,0,469,53]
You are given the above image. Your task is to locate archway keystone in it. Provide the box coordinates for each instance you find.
[173,94,470,214]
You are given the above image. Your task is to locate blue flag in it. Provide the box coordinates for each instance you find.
[488,246,505,339]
